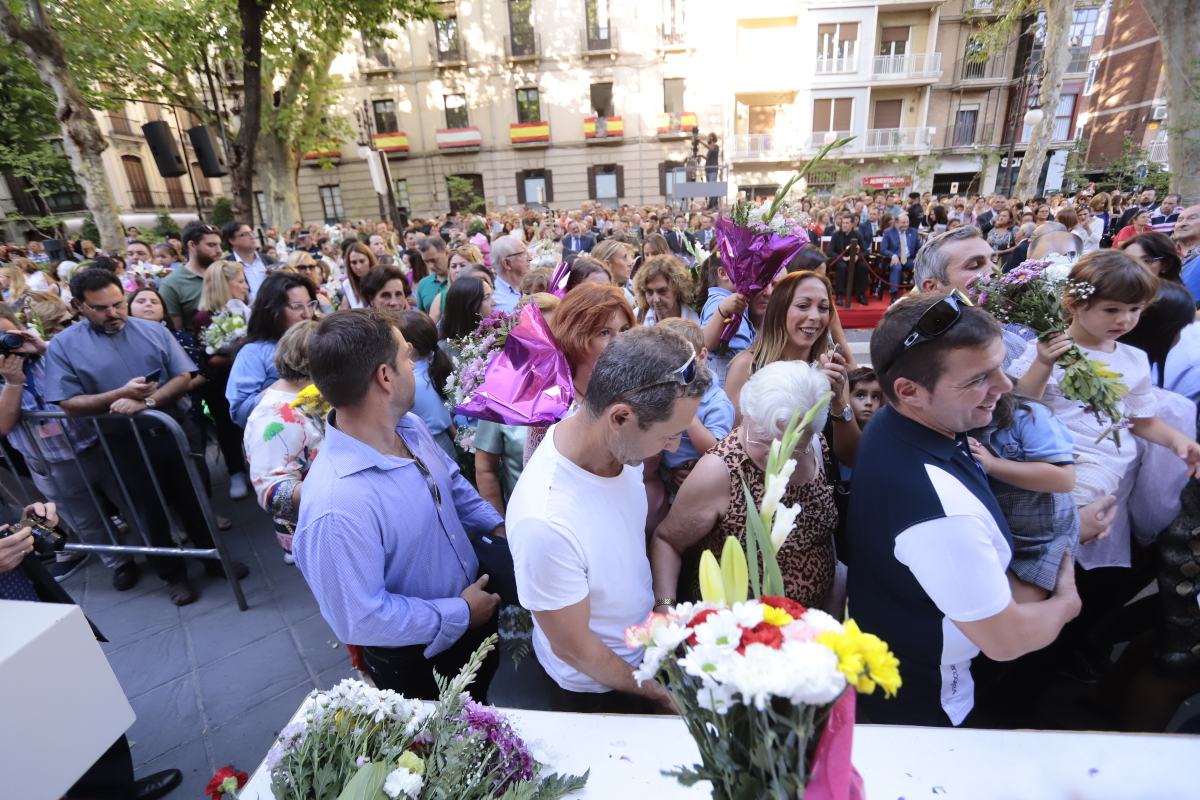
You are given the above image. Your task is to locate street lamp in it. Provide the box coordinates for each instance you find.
[1023,107,1045,128]
[354,99,404,231]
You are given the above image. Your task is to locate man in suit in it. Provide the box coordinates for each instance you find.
[976,195,1005,238]
[830,213,869,307]
[660,215,692,256]
[562,220,595,256]
[879,213,921,302]
[858,205,883,245]
[695,215,716,249]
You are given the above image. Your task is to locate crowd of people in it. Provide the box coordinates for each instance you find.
[1,182,1198,794]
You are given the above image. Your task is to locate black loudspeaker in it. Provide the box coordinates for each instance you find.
[188,125,228,177]
[141,120,187,178]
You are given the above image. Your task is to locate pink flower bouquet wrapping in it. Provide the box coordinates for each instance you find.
[446,303,574,426]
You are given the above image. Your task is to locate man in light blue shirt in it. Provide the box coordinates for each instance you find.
[294,309,503,700]
[489,235,529,314]
[223,221,275,299]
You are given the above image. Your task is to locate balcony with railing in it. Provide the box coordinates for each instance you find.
[506,30,539,61]
[731,133,803,162]
[959,55,1009,82]
[964,0,998,13]
[584,116,624,142]
[863,127,933,152]
[435,127,482,151]
[804,130,857,154]
[431,39,466,67]
[871,52,942,82]
[372,132,410,155]
[658,24,686,50]
[656,111,696,138]
[510,121,550,147]
[359,46,396,75]
[815,55,858,75]
[1148,135,1168,166]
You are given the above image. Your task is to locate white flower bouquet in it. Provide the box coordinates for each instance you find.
[202,309,249,355]
[627,397,900,799]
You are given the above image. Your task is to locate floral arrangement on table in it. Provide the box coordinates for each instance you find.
[203,309,249,355]
[713,136,853,344]
[968,254,1129,444]
[444,304,573,438]
[290,384,332,433]
[206,765,248,799]
[266,635,587,800]
[627,395,899,800]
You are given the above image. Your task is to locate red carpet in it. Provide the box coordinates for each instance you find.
[837,293,891,330]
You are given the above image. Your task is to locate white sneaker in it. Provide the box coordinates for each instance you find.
[229,473,250,500]
[282,552,295,565]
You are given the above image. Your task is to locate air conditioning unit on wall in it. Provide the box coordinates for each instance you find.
[1150,105,1168,121]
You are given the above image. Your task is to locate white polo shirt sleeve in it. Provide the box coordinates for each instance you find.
[894,514,1013,623]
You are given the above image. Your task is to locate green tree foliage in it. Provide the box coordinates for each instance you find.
[209,196,234,226]
[447,176,486,215]
[153,210,181,239]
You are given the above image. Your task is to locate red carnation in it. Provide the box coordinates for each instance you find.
[761,595,807,619]
[206,765,248,800]
[738,621,784,652]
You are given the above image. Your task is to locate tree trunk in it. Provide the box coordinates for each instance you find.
[0,0,124,253]
[1143,0,1200,205]
[228,0,270,223]
[1013,1,1072,201]
[256,134,302,229]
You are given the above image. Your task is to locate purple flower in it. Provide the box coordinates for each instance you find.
[460,700,535,787]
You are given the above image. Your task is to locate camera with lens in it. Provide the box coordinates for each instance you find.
[0,331,28,357]
[0,510,64,555]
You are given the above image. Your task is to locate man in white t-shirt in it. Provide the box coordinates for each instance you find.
[507,326,711,713]
[847,293,1081,727]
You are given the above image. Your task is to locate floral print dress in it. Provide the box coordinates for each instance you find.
[243,386,325,553]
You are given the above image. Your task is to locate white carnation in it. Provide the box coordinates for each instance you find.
[779,641,847,705]
[678,643,735,685]
[383,766,423,798]
[691,611,743,651]
[799,608,845,635]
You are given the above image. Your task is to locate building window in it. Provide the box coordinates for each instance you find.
[373,99,399,134]
[805,169,837,196]
[190,162,212,198]
[318,185,345,223]
[662,0,685,41]
[516,87,541,123]
[590,82,614,118]
[748,105,777,134]
[585,0,611,49]
[812,97,853,133]
[878,26,908,57]
[590,164,622,206]
[961,35,988,80]
[1084,60,1099,95]
[952,107,979,146]
[816,23,858,72]
[394,178,410,212]
[663,78,685,114]
[1053,93,1077,140]
[164,175,187,208]
[509,0,535,56]
[659,160,684,198]
[109,105,133,136]
[254,191,269,225]
[1070,7,1101,48]
[121,155,154,207]
[447,173,486,214]
[444,93,469,128]
[363,38,393,68]
[516,168,553,204]
[435,16,462,60]
[143,102,161,121]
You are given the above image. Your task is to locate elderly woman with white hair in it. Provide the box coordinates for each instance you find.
[650,360,838,608]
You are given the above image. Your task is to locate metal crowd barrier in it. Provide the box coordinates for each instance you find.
[0,409,248,610]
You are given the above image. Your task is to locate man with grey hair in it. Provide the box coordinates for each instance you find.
[508,326,711,713]
[489,235,530,313]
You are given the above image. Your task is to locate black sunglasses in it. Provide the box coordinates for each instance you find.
[879,290,973,375]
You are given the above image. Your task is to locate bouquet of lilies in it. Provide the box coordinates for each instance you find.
[202,309,249,355]
[713,137,853,344]
[627,395,898,800]
[266,636,587,800]
[969,254,1130,444]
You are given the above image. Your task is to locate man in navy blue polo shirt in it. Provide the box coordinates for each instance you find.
[847,293,1081,727]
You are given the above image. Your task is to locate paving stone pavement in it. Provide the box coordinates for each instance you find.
[58,456,545,800]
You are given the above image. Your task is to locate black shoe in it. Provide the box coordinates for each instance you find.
[129,768,182,800]
[112,561,141,591]
[204,559,249,581]
[856,294,868,306]
[167,579,198,606]
[47,552,90,583]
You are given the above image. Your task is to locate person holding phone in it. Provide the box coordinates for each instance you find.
[43,268,248,606]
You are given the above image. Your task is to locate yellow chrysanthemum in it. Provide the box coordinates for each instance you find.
[761,605,794,628]
[818,619,902,698]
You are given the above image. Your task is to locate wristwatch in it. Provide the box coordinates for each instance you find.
[144,397,158,409]
[833,404,852,423]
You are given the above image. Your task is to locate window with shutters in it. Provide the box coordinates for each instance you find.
[952,107,978,146]
[444,93,469,128]
[812,98,853,133]
[143,102,161,122]
[590,82,614,118]
[816,23,857,72]
[319,185,345,223]
[190,162,212,198]
[373,100,399,134]
[121,155,154,208]
[588,164,623,206]
[164,175,187,208]
[435,17,462,60]
[516,88,541,123]
[871,99,902,130]
[516,169,553,205]
[878,26,908,56]
[663,78,685,114]
[659,160,684,198]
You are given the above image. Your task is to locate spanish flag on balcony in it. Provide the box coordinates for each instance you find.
[655,112,697,134]
[510,121,550,144]
[372,132,410,153]
[303,140,341,160]
[584,116,624,138]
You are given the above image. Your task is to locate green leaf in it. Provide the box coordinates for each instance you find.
[798,391,834,434]
[333,762,390,800]
[743,482,762,598]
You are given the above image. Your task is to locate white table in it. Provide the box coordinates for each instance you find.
[238,702,1200,799]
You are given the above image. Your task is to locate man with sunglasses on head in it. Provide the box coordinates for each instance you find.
[43,268,247,605]
[846,293,1081,728]
[161,221,223,331]
[507,326,710,714]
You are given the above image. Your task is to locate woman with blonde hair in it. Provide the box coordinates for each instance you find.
[642,232,671,260]
[1,264,29,306]
[591,237,637,305]
[430,242,486,323]
[632,254,698,325]
[197,260,251,323]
